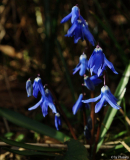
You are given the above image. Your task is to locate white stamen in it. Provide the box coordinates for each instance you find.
[101,85,109,93]
[94,48,102,52]
[80,54,87,60]
[77,20,82,23]
[35,77,41,82]
[84,76,88,80]
[45,89,49,94]
[56,113,60,117]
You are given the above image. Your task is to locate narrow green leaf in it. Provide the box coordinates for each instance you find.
[0,108,70,143]
[97,63,130,152]
[0,136,63,152]
[55,139,89,160]
[3,147,56,157]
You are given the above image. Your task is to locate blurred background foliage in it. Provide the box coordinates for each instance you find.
[0,0,130,159]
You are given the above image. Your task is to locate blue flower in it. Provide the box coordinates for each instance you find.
[72,94,90,115]
[28,96,57,117]
[83,75,102,90]
[82,85,121,113]
[55,113,62,130]
[73,53,89,76]
[88,46,118,76]
[65,20,95,45]
[33,77,45,98]
[84,125,91,140]
[61,6,80,24]
[26,79,33,97]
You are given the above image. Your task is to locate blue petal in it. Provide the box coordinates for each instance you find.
[55,114,62,130]
[48,102,57,114]
[79,64,86,76]
[73,65,81,75]
[71,6,79,23]
[33,81,39,98]
[104,56,118,74]
[72,94,83,115]
[95,97,105,113]
[66,22,77,37]
[41,100,48,117]
[90,75,102,86]
[26,80,33,97]
[104,94,120,110]
[82,94,101,103]
[80,15,88,29]
[60,13,72,23]
[84,77,95,90]
[28,98,42,111]
[82,25,95,46]
[45,89,53,102]
[38,80,46,97]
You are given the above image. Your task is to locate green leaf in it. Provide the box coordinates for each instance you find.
[97,63,130,152]
[15,134,24,142]
[3,147,57,157]
[0,136,63,152]
[0,108,70,143]
[4,132,14,139]
[55,139,89,160]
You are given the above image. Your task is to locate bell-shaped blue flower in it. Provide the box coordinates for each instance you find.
[84,125,91,140]
[55,113,62,130]
[72,94,90,115]
[33,77,45,98]
[65,19,95,45]
[26,79,33,97]
[82,85,121,113]
[88,46,118,76]
[28,96,57,117]
[73,53,89,76]
[83,75,102,90]
[61,6,80,24]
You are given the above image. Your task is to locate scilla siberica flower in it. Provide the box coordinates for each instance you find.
[82,85,121,113]
[55,113,62,130]
[33,77,45,98]
[83,75,102,91]
[26,79,33,97]
[73,53,89,76]
[88,45,118,76]
[65,19,95,45]
[84,125,91,140]
[28,77,57,117]
[72,94,90,115]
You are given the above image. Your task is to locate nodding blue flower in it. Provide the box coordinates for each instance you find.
[88,45,118,76]
[84,125,91,140]
[61,6,80,24]
[82,85,121,113]
[65,19,95,45]
[55,113,62,130]
[28,96,57,117]
[26,79,33,97]
[73,53,89,76]
[72,94,90,115]
[33,77,45,98]
[83,75,102,90]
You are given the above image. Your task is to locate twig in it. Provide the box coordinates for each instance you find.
[0,142,116,149]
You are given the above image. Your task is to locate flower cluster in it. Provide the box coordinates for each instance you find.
[26,76,61,130]
[61,5,120,115]
[61,6,95,45]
